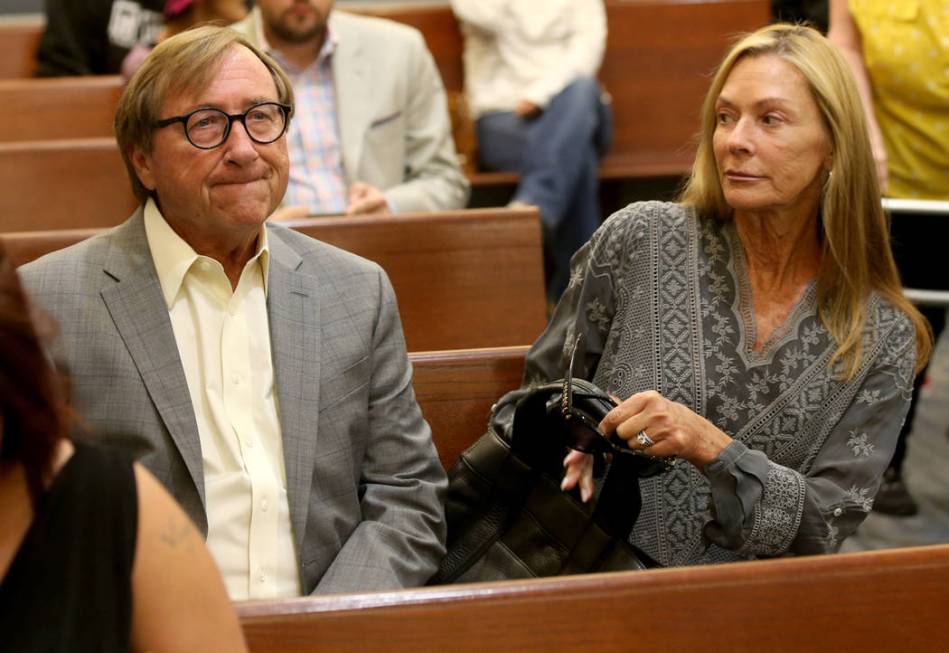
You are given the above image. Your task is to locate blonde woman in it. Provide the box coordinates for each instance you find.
[497,24,931,566]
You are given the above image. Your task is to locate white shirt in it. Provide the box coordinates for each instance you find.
[143,199,302,600]
[452,0,607,116]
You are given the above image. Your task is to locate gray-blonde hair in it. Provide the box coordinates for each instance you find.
[114,24,295,202]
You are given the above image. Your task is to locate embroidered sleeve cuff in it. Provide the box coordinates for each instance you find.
[738,460,807,557]
[704,443,807,556]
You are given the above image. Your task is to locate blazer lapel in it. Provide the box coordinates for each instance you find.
[99,212,206,504]
[267,228,322,555]
[331,13,373,183]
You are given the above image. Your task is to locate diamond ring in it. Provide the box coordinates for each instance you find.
[636,430,655,448]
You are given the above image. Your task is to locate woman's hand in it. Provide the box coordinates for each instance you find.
[561,390,733,503]
[602,390,732,466]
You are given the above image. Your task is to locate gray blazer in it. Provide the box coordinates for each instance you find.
[18,209,447,595]
[234,9,470,213]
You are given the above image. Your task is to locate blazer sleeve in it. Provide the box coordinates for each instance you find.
[382,30,471,214]
[313,266,447,593]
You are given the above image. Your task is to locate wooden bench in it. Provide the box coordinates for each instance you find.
[0,15,40,79]
[2,208,548,352]
[0,76,123,141]
[237,543,949,652]
[410,346,526,470]
[0,138,136,231]
[0,1,770,181]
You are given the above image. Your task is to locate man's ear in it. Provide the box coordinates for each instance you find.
[129,145,157,191]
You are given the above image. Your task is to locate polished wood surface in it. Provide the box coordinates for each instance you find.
[599,0,769,173]
[0,75,123,141]
[278,210,547,351]
[2,208,548,352]
[237,543,949,652]
[0,226,100,267]
[0,15,40,79]
[0,138,137,231]
[410,346,527,470]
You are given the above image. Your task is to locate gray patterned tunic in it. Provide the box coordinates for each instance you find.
[496,201,917,565]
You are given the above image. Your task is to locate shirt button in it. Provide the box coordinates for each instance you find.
[261,499,270,512]
[833,508,843,517]
[245,438,255,449]
[232,373,241,385]
[199,260,211,271]
[258,573,266,584]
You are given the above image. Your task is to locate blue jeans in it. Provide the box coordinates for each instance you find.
[476,77,613,302]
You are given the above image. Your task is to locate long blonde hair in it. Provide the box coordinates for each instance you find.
[679,23,931,378]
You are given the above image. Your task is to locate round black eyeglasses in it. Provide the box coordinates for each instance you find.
[154,102,292,149]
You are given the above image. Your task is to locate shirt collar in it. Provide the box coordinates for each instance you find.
[143,197,271,308]
[255,8,338,74]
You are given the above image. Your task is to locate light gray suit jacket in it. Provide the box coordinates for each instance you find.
[19,209,447,595]
[234,9,470,213]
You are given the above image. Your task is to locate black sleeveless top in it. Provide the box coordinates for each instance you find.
[0,442,138,652]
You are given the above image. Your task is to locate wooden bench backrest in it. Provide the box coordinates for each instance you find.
[0,138,137,231]
[237,543,949,652]
[0,76,123,142]
[289,210,547,351]
[599,0,768,173]
[0,16,40,79]
[1,209,547,351]
[409,346,526,470]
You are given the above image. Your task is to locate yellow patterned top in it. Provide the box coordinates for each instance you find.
[850,0,949,199]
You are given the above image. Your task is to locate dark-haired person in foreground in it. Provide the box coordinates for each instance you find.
[19,25,446,600]
[0,244,247,652]
[496,24,931,567]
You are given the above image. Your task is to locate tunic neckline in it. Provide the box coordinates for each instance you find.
[723,221,818,369]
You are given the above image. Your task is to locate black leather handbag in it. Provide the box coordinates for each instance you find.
[430,336,669,584]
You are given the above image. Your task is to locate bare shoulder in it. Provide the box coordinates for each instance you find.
[130,463,247,653]
[132,464,201,553]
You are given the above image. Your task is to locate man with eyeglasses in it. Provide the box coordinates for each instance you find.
[19,25,447,600]
[232,0,469,217]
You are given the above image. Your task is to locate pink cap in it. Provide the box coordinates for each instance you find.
[164,0,195,20]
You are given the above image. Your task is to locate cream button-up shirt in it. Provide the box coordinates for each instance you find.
[144,199,302,600]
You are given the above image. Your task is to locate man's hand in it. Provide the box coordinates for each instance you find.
[514,99,541,119]
[269,205,311,222]
[346,182,390,215]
